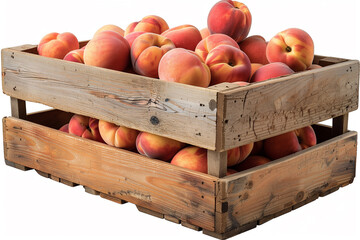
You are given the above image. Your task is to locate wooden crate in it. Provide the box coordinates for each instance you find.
[1,44,359,239]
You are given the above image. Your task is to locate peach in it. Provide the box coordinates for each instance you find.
[239,35,269,65]
[131,33,175,78]
[98,120,139,150]
[266,28,314,72]
[125,15,169,36]
[171,146,208,173]
[307,64,322,70]
[200,28,211,39]
[226,168,238,176]
[205,45,251,85]
[235,155,271,172]
[295,126,317,149]
[59,124,69,133]
[207,0,252,42]
[158,48,211,87]
[250,62,294,83]
[63,48,85,63]
[68,115,104,143]
[136,132,186,162]
[227,142,254,167]
[233,81,250,86]
[250,63,263,79]
[124,31,146,48]
[250,140,264,156]
[94,24,125,37]
[161,24,202,51]
[84,30,130,71]
[38,32,79,59]
[195,33,240,62]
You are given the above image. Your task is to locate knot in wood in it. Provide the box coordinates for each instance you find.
[150,116,160,125]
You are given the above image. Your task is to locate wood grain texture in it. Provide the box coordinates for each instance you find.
[10,97,26,119]
[3,116,218,231]
[2,46,218,150]
[216,130,357,233]
[220,60,359,151]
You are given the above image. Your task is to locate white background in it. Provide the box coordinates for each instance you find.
[0,0,359,239]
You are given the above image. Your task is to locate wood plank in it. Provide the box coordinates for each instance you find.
[220,60,359,151]
[99,193,127,204]
[10,97,26,119]
[207,150,227,178]
[3,116,218,231]
[2,46,218,150]
[137,205,164,219]
[217,131,357,233]
[84,186,100,195]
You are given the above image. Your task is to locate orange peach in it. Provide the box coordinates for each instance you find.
[38,32,79,59]
[94,24,125,37]
[233,81,250,86]
[84,30,130,71]
[136,132,186,162]
[250,63,263,79]
[266,28,314,72]
[207,0,252,43]
[161,24,202,51]
[295,126,317,150]
[125,15,169,36]
[98,120,139,150]
[59,123,69,133]
[68,115,104,143]
[195,33,240,62]
[239,35,269,65]
[63,48,85,63]
[205,45,251,85]
[124,31,146,48]
[200,28,211,39]
[250,62,294,83]
[158,48,211,87]
[227,142,253,167]
[131,33,175,78]
[235,155,271,172]
[171,146,208,173]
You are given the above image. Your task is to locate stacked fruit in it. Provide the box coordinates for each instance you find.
[39,0,319,174]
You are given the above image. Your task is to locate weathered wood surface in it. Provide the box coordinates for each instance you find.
[219,59,359,151]
[2,46,218,150]
[216,130,357,233]
[3,116,217,231]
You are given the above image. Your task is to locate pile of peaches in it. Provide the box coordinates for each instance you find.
[39,0,318,174]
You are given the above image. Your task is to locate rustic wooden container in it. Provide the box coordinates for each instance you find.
[2,44,359,239]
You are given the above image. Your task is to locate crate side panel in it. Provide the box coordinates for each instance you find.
[218,131,357,233]
[222,61,359,150]
[3,117,217,231]
[2,49,218,150]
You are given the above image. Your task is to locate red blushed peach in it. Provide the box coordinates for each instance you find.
[227,142,253,167]
[136,132,186,162]
[205,45,251,85]
[295,126,317,149]
[250,62,294,83]
[239,142,254,162]
[200,28,211,39]
[266,28,314,72]
[59,124,69,133]
[158,48,211,87]
[124,31,146,48]
[307,64,322,70]
[171,146,208,174]
[125,15,169,36]
[235,155,271,172]
[63,48,85,63]
[207,0,252,43]
[98,120,139,150]
[226,168,238,175]
[250,63,263,79]
[239,35,269,65]
[195,33,240,62]
[161,25,202,51]
[131,33,175,78]
[38,32,79,59]
[84,30,130,71]
[263,131,302,160]
[233,81,250,86]
[68,115,104,143]
[94,24,125,37]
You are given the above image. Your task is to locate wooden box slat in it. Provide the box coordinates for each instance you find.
[3,116,217,231]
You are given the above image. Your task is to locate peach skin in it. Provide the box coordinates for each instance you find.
[263,131,302,160]
[59,124,69,133]
[38,32,79,59]
[158,48,211,87]
[98,120,139,150]
[125,15,169,36]
[171,146,208,174]
[227,142,253,167]
[207,0,252,42]
[84,30,130,71]
[131,33,175,78]
[205,44,251,85]
[161,24,202,51]
[94,24,125,37]
[250,63,263,79]
[250,62,294,83]
[200,28,211,39]
[63,48,85,63]
[266,28,314,72]
[195,33,240,62]
[235,155,271,172]
[68,114,104,143]
[125,31,146,48]
[239,35,269,65]
[136,132,186,162]
[295,126,317,149]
